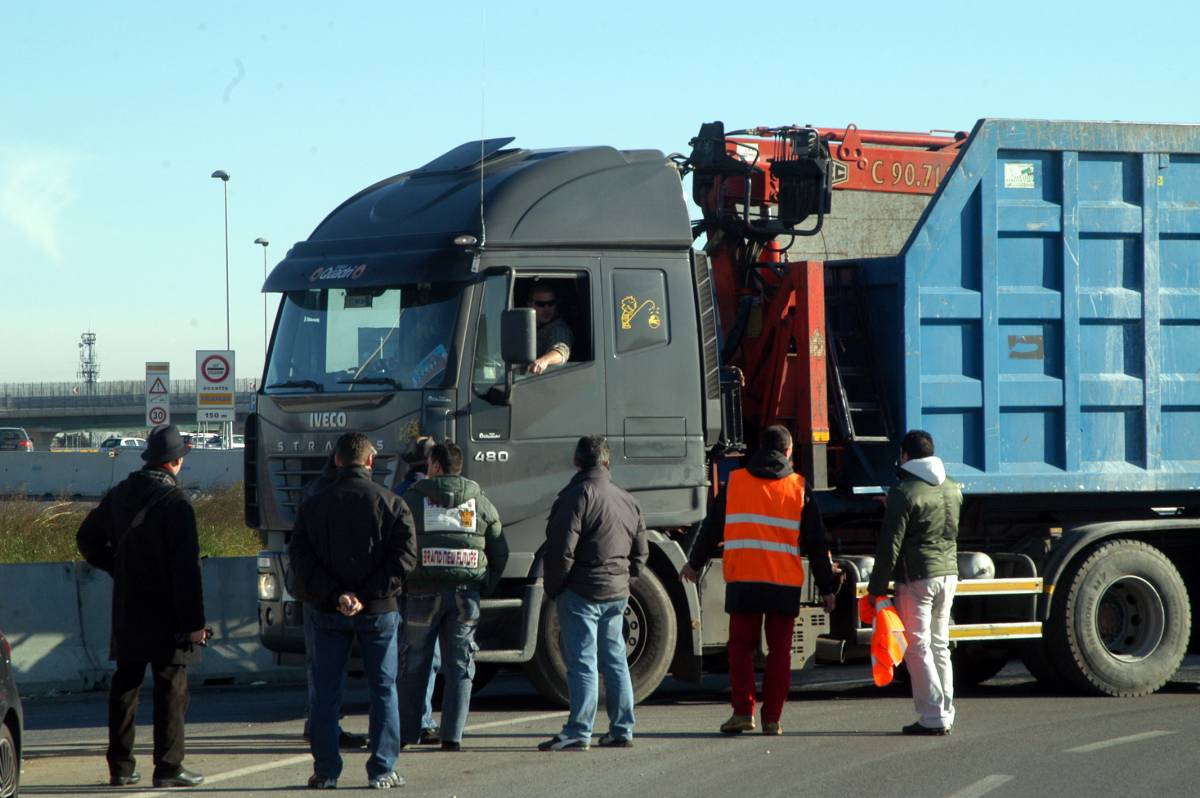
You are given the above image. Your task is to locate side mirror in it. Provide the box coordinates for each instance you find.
[501,308,537,366]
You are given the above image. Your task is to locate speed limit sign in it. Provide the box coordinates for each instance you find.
[145,362,171,427]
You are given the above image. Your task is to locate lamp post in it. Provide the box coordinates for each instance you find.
[211,169,230,448]
[254,237,269,351]
[210,170,231,350]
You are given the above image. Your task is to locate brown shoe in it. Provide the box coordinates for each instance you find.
[762,721,782,735]
[720,714,756,735]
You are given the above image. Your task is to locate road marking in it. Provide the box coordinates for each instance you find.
[946,775,1013,798]
[124,709,569,797]
[1065,730,1175,753]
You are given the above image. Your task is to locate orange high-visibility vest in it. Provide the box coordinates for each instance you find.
[721,468,807,588]
[859,595,907,687]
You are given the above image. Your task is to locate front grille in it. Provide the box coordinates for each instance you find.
[270,454,398,525]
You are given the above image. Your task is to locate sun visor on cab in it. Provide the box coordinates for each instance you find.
[263,234,477,292]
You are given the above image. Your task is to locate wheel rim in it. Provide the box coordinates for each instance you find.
[623,596,647,665]
[0,732,15,798]
[1094,575,1165,662]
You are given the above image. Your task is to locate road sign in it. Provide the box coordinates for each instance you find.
[145,362,170,427]
[195,350,236,422]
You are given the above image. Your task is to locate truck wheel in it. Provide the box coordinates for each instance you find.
[1046,539,1190,697]
[1018,639,1070,692]
[952,644,1007,688]
[524,569,678,707]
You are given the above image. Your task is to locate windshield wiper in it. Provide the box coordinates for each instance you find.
[338,377,400,389]
[265,379,324,392]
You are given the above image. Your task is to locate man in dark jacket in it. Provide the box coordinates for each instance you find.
[297,453,367,750]
[868,429,962,736]
[398,441,507,751]
[289,432,417,790]
[539,435,648,751]
[392,435,441,746]
[76,424,207,789]
[682,424,836,736]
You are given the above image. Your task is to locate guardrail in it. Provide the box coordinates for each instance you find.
[0,557,302,691]
[0,450,242,498]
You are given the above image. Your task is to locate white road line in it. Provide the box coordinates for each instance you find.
[945,774,1013,798]
[124,709,569,797]
[1065,730,1176,753]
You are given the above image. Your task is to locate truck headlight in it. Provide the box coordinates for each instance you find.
[258,573,280,601]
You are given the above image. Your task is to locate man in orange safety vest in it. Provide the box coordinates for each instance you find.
[682,425,837,735]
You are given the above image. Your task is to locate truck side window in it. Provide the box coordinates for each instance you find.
[473,273,509,390]
[513,273,593,371]
[613,268,668,354]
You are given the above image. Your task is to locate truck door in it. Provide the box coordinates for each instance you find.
[601,254,707,528]
[462,260,605,573]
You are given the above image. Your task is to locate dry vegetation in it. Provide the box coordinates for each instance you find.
[0,483,262,563]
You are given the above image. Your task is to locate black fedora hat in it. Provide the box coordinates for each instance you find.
[143,424,192,463]
[402,436,435,465]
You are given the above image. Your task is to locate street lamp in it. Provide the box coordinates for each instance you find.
[211,170,231,350]
[254,237,269,351]
[211,169,230,449]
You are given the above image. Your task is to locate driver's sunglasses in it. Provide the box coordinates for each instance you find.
[532,300,557,308]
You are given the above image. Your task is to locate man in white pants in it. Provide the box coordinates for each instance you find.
[867,430,962,735]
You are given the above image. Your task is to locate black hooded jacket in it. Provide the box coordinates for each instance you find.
[687,449,835,616]
[76,467,206,664]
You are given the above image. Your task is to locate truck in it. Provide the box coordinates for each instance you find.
[249,118,1200,703]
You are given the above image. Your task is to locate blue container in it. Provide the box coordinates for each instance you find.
[859,119,1200,495]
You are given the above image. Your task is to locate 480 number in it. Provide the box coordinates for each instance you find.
[474,450,510,463]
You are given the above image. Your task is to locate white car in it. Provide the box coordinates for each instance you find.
[99,437,147,452]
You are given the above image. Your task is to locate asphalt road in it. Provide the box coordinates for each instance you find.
[16,658,1200,797]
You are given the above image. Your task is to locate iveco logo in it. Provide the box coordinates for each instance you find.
[309,412,348,429]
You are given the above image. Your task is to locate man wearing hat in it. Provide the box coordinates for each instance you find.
[76,424,207,789]
[393,435,442,746]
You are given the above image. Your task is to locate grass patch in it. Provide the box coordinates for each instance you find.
[0,484,262,563]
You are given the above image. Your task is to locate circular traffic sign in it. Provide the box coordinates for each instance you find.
[201,354,230,383]
[148,406,168,425]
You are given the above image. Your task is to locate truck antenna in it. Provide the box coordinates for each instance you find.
[478,7,487,247]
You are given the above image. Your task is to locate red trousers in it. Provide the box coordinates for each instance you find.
[728,612,795,723]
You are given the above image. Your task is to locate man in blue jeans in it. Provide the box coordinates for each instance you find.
[399,441,507,751]
[539,435,648,751]
[393,436,442,746]
[289,433,417,789]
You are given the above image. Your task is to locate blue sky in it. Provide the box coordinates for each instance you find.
[2,0,1193,382]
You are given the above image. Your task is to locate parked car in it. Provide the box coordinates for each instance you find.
[0,428,32,452]
[98,437,147,452]
[0,628,22,798]
[231,434,245,449]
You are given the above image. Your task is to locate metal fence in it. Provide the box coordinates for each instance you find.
[0,379,258,409]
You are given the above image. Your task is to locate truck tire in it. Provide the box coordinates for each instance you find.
[524,568,678,707]
[1045,539,1190,697]
[952,644,1008,689]
[1018,639,1070,692]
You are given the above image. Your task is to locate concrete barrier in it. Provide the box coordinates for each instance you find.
[0,557,302,693]
[0,450,243,498]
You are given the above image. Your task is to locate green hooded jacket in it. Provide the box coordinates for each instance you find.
[403,474,508,595]
[867,456,961,595]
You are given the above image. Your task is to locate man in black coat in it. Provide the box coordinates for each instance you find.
[76,424,207,789]
[289,432,417,790]
[538,435,648,751]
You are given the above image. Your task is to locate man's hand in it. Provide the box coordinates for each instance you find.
[188,628,209,644]
[821,593,836,613]
[338,593,363,616]
[680,564,700,584]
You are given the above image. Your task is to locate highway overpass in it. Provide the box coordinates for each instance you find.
[0,380,257,448]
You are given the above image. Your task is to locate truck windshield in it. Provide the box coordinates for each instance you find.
[265,284,461,393]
